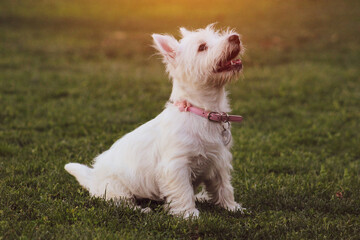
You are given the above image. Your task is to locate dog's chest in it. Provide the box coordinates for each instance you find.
[189,155,212,180]
[195,121,232,149]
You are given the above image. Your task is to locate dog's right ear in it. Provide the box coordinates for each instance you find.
[152,34,179,66]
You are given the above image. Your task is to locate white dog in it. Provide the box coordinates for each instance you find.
[65,24,245,218]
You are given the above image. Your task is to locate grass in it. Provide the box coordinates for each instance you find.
[1,0,360,239]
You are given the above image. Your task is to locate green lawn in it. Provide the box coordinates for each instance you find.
[1,0,360,239]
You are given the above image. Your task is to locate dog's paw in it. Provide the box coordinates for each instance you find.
[183,208,200,219]
[140,207,152,213]
[170,208,200,219]
[225,203,246,214]
[132,205,152,214]
[195,190,210,202]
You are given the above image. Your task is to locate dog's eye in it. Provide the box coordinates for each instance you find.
[198,43,208,52]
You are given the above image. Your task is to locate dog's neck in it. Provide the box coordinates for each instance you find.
[169,80,231,112]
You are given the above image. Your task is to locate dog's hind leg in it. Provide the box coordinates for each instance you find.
[95,177,153,214]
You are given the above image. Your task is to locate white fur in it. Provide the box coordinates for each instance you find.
[65,24,245,218]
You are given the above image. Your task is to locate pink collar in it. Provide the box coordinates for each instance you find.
[174,100,243,123]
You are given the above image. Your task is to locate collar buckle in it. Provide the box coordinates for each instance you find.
[207,112,217,122]
[208,112,229,123]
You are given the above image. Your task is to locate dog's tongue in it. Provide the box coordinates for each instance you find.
[216,58,242,72]
[230,59,242,65]
[225,59,242,66]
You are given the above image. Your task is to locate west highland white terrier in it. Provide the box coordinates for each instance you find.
[65,24,245,218]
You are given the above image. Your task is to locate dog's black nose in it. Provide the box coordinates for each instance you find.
[228,34,240,44]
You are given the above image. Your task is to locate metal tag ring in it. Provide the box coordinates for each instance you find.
[220,112,229,122]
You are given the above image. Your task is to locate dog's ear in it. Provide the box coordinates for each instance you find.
[180,27,191,37]
[152,34,179,66]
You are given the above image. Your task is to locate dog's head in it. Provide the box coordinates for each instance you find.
[152,24,243,88]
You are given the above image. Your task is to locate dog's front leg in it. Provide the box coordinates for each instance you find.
[204,152,245,213]
[159,157,199,218]
[204,169,245,213]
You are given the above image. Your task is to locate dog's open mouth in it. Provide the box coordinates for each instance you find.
[215,48,242,73]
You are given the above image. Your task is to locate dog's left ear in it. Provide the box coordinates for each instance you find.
[152,34,179,66]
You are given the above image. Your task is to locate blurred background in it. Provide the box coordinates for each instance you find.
[2,0,359,66]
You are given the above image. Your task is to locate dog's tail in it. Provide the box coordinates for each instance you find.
[64,163,93,191]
